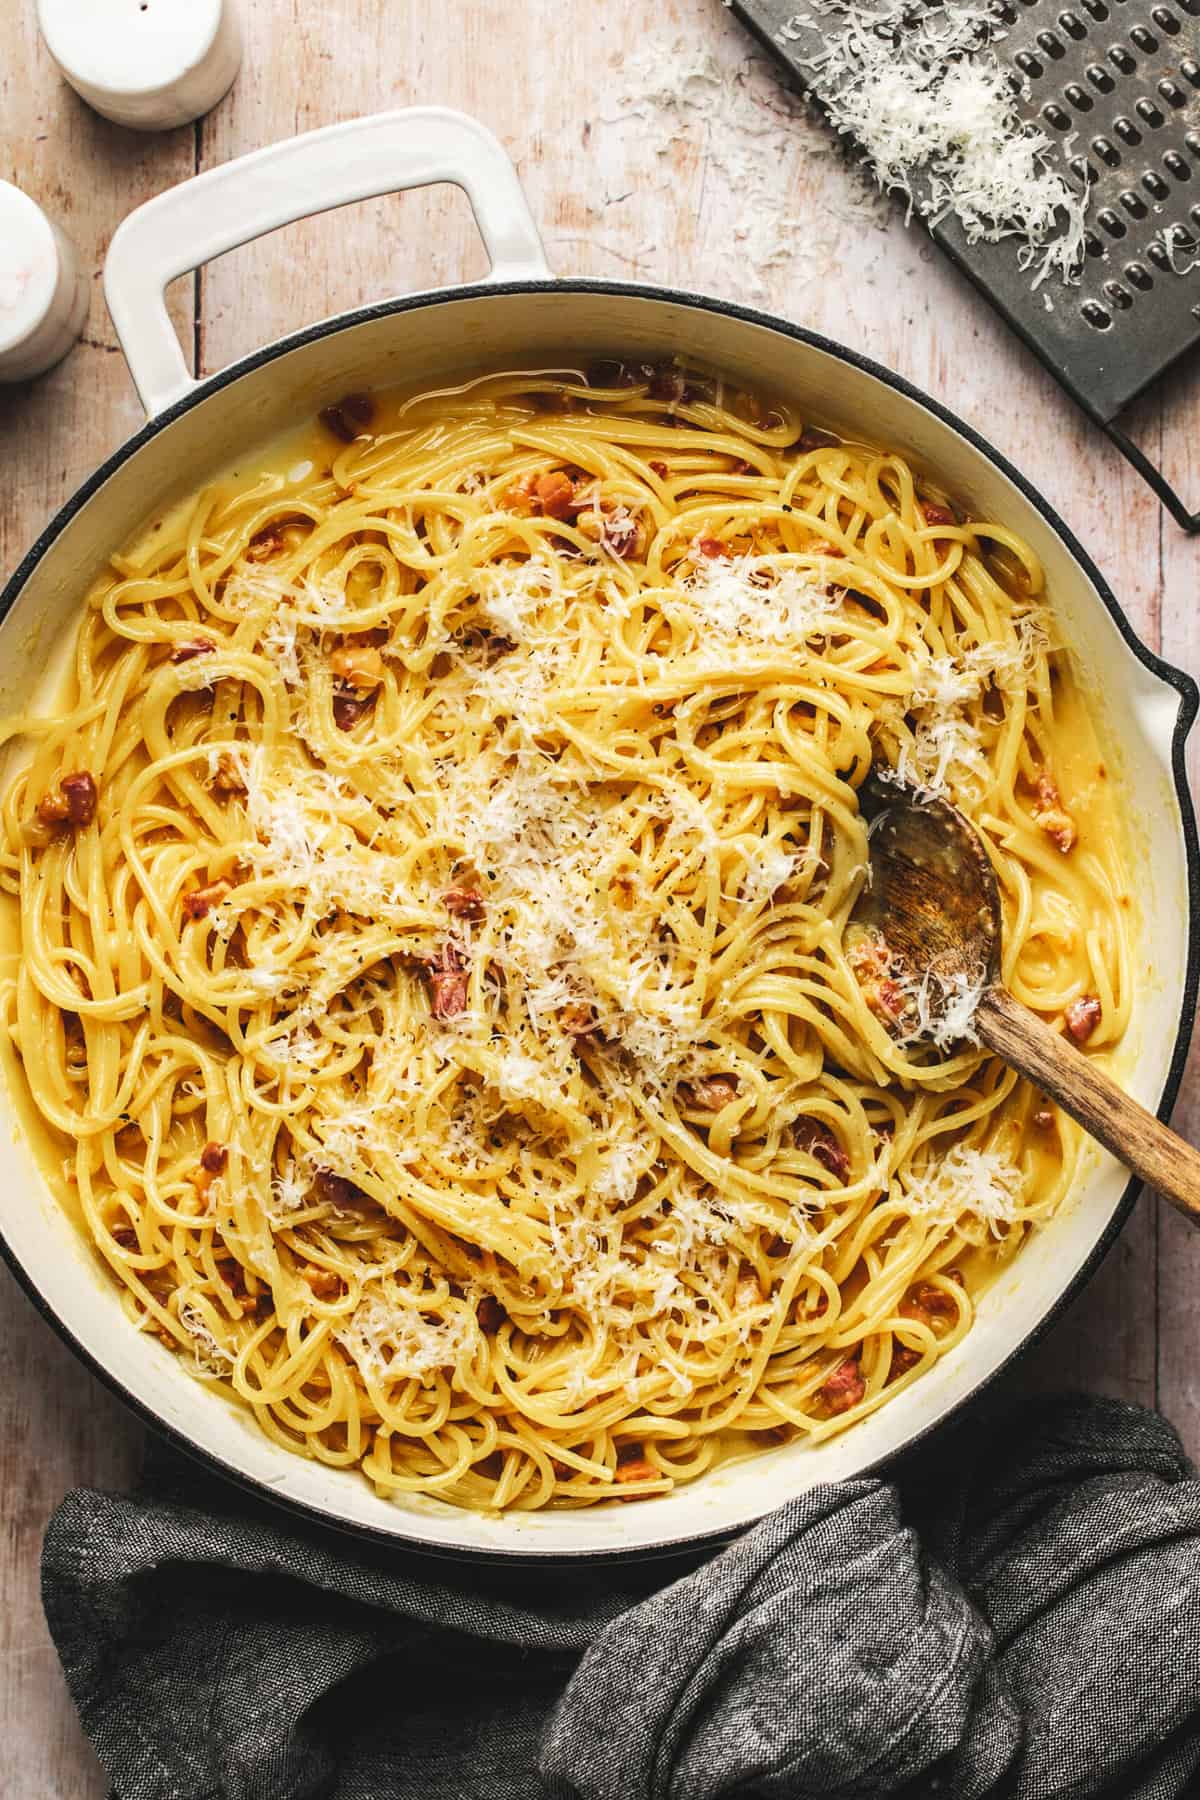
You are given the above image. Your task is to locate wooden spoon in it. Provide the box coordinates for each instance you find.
[850,777,1200,1224]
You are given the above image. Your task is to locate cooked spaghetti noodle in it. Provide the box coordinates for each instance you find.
[0,363,1131,1510]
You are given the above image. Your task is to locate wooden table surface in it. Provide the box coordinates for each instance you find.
[3,0,1199,1789]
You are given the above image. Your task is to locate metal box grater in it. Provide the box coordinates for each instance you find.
[731,0,1200,527]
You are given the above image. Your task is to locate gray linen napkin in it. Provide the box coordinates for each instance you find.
[41,1392,1200,1800]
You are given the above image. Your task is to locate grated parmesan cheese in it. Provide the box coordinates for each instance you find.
[780,0,1087,287]
[336,1290,473,1386]
[908,1140,1026,1234]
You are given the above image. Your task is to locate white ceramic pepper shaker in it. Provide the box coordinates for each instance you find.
[36,0,241,132]
[0,182,89,383]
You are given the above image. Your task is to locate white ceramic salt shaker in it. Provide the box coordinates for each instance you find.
[36,0,241,132]
[0,183,89,383]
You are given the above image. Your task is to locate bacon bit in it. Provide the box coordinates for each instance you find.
[182,878,232,921]
[922,502,957,528]
[534,470,579,520]
[916,1281,958,1316]
[765,1233,790,1258]
[847,936,910,1027]
[820,1356,866,1415]
[609,871,637,910]
[34,789,69,826]
[299,1261,344,1302]
[648,460,669,479]
[730,458,752,476]
[682,1074,739,1112]
[696,535,726,559]
[798,427,839,452]
[170,637,216,664]
[1032,772,1077,854]
[1065,996,1102,1044]
[319,391,375,443]
[444,887,485,921]
[314,1168,371,1211]
[37,772,98,831]
[427,940,469,1019]
[210,752,247,795]
[892,1344,921,1375]
[847,935,892,980]
[200,1141,228,1175]
[330,644,385,690]
[477,1295,506,1333]
[614,1444,659,1483]
[111,1224,138,1251]
[805,537,844,558]
[332,687,373,731]
[793,1117,850,1180]
[1033,1107,1056,1132]
[61,771,98,828]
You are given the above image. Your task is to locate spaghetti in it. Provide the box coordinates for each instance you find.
[0,363,1131,1510]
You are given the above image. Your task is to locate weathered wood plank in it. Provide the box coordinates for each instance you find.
[0,7,195,1794]
[1152,373,1200,1454]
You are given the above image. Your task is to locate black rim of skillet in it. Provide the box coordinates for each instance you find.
[3,278,1198,1564]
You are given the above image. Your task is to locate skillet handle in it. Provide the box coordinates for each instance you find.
[103,107,552,417]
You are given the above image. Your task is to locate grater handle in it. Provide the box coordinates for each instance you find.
[1104,424,1200,536]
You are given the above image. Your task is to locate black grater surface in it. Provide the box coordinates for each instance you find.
[732,0,1200,525]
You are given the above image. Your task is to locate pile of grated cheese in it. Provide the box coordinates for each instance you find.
[778,0,1088,287]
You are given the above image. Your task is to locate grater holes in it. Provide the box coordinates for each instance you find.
[1071,155,1099,181]
[1092,133,1122,164]
[1113,114,1144,143]
[1159,77,1187,105]
[1109,43,1138,70]
[1087,61,1116,88]
[1043,100,1074,126]
[1190,199,1200,224]
[1143,168,1171,197]
[1125,259,1154,287]
[1081,0,1110,14]
[1150,2,1182,24]
[1135,96,1166,125]
[1188,129,1200,155]
[1082,300,1114,328]
[1129,23,1159,46]
[1120,186,1150,212]
[1178,0,1199,13]
[1037,28,1068,53]
[1097,206,1129,234]
[1103,279,1135,307]
[1147,238,1174,267]
[1164,148,1192,178]
[1084,228,1107,255]
[1065,80,1095,107]
[1059,7,1088,31]
[1016,49,1045,76]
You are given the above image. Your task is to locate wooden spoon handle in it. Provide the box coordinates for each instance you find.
[975,985,1200,1225]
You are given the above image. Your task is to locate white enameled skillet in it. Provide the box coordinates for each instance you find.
[1,109,1195,1559]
